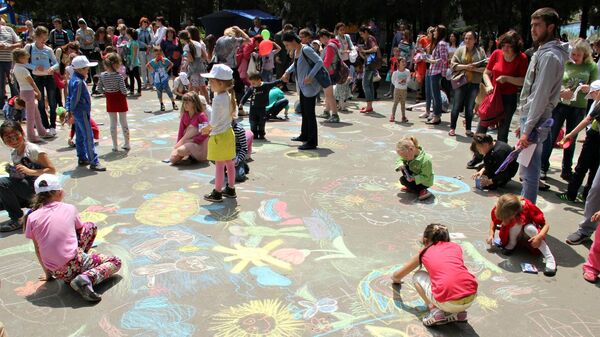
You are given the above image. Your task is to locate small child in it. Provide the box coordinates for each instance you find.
[63,112,100,148]
[238,73,282,139]
[392,224,478,326]
[2,96,25,121]
[147,46,178,112]
[385,47,401,98]
[12,48,52,142]
[390,57,410,123]
[170,92,209,165]
[396,136,434,200]
[231,120,250,182]
[488,193,557,276]
[66,55,106,171]
[470,133,518,190]
[583,210,600,283]
[24,174,121,301]
[201,64,238,202]
[266,82,289,120]
[260,42,281,82]
[97,53,130,151]
[173,72,190,99]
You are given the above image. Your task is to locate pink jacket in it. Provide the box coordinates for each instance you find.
[323,39,341,75]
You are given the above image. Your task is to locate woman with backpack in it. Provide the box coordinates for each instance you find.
[317,29,343,123]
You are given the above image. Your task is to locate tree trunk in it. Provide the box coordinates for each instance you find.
[520,0,531,47]
[580,0,590,38]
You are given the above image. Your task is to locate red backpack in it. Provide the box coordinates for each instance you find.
[477,88,504,127]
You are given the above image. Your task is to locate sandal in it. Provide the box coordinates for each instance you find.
[583,271,598,283]
[389,117,395,122]
[401,117,409,123]
[448,129,456,136]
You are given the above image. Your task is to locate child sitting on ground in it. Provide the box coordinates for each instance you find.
[2,96,25,121]
[488,193,557,276]
[266,81,289,120]
[396,136,434,200]
[147,46,178,112]
[390,56,410,123]
[170,92,208,165]
[24,174,121,301]
[583,210,600,283]
[392,223,478,326]
[238,73,282,140]
[470,133,518,190]
[173,72,190,99]
[61,111,99,148]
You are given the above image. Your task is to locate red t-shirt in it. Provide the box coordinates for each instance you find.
[421,241,478,302]
[491,197,545,247]
[486,49,528,95]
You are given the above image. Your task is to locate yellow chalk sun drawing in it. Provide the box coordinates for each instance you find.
[212,239,292,274]
[209,299,303,337]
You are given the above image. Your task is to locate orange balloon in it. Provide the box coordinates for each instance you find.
[258,40,274,57]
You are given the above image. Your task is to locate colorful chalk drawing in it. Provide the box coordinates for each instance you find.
[121,296,196,337]
[212,239,292,274]
[429,175,471,195]
[209,299,303,337]
[133,256,214,288]
[104,157,158,178]
[135,191,199,226]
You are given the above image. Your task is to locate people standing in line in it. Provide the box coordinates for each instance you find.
[26,26,59,136]
[424,25,449,125]
[540,38,598,182]
[49,18,71,50]
[282,32,325,150]
[0,18,21,108]
[137,17,154,90]
[357,25,379,113]
[517,7,567,204]
[449,31,486,137]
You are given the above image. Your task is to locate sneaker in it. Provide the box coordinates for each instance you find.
[204,189,223,202]
[122,145,131,151]
[560,171,572,181]
[90,164,107,172]
[160,103,165,111]
[70,275,102,302]
[543,266,557,277]
[78,160,91,166]
[445,311,468,323]
[0,219,21,232]
[325,114,340,123]
[222,186,237,198]
[422,308,448,326]
[418,111,430,118]
[41,132,55,139]
[401,186,413,193]
[49,128,57,136]
[317,111,331,119]
[540,171,547,180]
[418,189,432,200]
[583,271,598,283]
[557,192,576,202]
[172,102,179,110]
[566,232,590,245]
[466,154,483,169]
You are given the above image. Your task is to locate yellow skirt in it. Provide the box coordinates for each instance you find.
[207,128,236,161]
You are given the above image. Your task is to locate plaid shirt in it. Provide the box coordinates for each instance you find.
[427,40,449,76]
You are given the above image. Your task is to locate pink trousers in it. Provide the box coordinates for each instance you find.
[583,226,600,276]
[20,90,48,141]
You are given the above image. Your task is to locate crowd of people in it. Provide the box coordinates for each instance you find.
[0,6,599,333]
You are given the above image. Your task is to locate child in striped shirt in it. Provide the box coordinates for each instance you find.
[97,53,130,151]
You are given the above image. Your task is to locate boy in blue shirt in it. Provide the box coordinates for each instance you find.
[66,56,106,171]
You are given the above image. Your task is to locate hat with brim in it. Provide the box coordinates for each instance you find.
[201,64,233,81]
[585,80,600,99]
[34,174,62,194]
[71,55,98,69]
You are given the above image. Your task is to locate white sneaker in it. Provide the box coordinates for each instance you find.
[49,128,57,136]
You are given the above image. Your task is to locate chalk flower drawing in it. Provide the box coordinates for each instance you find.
[298,298,338,320]
[209,299,303,337]
[212,239,292,274]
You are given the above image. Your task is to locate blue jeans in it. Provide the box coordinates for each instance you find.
[425,75,432,111]
[428,73,443,116]
[450,82,479,130]
[519,116,550,204]
[33,75,57,129]
[362,69,375,101]
[74,110,99,165]
[540,103,586,174]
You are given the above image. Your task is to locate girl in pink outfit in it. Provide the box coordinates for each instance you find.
[24,174,121,302]
[170,92,209,164]
[583,210,600,283]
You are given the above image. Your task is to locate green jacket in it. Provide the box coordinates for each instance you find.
[396,147,434,187]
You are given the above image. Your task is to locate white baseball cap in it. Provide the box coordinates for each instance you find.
[585,80,600,99]
[71,55,98,69]
[34,174,62,194]
[178,72,190,86]
[201,64,233,81]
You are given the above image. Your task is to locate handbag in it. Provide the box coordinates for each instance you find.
[407,72,419,91]
[451,74,468,90]
[478,87,505,127]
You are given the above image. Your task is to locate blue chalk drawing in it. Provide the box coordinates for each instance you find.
[190,214,218,225]
[143,193,158,200]
[152,139,168,145]
[116,208,137,215]
[258,199,282,222]
[121,296,196,337]
[430,175,471,195]
[249,266,292,287]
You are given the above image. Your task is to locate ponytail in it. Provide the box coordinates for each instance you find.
[418,223,450,267]
[21,191,60,231]
[228,86,237,119]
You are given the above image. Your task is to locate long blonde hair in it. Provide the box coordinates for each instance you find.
[570,38,594,64]
[213,79,237,119]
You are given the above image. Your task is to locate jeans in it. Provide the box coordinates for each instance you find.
[267,99,289,119]
[476,93,518,143]
[450,82,479,130]
[0,61,16,107]
[519,116,550,204]
[362,69,375,101]
[299,91,318,147]
[425,75,432,112]
[139,50,150,85]
[541,103,586,174]
[33,75,57,129]
[577,168,600,237]
[128,66,142,94]
[74,110,100,165]
[567,130,599,200]
[0,177,34,220]
[261,69,273,82]
[428,73,443,117]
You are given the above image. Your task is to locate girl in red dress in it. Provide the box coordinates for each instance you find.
[97,53,130,151]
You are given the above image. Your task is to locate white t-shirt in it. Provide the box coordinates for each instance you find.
[13,63,33,90]
[183,40,206,59]
[210,92,233,135]
[392,69,411,90]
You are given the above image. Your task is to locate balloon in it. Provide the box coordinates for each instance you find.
[258,40,273,57]
[56,107,67,116]
[260,29,271,40]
